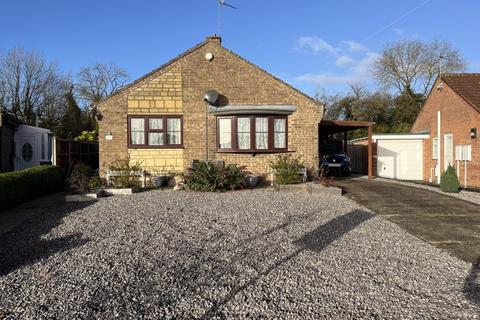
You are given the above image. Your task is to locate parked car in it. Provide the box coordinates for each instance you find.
[320,153,351,177]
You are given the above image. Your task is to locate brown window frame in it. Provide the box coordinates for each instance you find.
[127,115,183,149]
[216,115,288,153]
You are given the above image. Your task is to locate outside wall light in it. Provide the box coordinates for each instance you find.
[471,128,477,139]
[105,132,113,140]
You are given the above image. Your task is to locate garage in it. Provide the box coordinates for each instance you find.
[374,134,429,180]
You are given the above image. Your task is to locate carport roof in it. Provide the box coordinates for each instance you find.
[319,120,373,135]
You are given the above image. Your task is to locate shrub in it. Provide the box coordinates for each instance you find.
[440,165,460,193]
[223,164,247,189]
[88,176,106,191]
[74,130,98,142]
[108,159,142,189]
[0,166,65,211]
[269,154,304,185]
[185,161,246,192]
[66,163,91,194]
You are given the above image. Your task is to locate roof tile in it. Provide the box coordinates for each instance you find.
[441,73,480,113]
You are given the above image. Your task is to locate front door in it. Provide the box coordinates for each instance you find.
[15,135,36,170]
[444,133,453,170]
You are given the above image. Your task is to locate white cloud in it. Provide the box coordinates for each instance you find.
[336,55,356,67]
[295,73,359,86]
[352,52,379,75]
[295,52,379,88]
[293,36,380,89]
[296,36,338,55]
[341,40,368,52]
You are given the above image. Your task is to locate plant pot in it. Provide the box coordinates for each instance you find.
[245,175,259,188]
[151,175,167,188]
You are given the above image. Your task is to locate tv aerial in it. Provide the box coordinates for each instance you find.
[218,0,237,36]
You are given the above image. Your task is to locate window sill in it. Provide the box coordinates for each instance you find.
[216,149,294,155]
[128,145,184,149]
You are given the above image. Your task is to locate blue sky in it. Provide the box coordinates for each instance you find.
[1,0,479,96]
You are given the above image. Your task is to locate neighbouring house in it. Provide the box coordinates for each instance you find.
[97,36,324,181]
[14,124,54,171]
[0,110,21,172]
[358,73,480,186]
[0,110,54,172]
[412,73,480,188]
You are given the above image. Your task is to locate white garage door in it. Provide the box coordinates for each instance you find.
[377,139,423,180]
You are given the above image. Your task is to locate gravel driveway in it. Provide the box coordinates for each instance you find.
[0,190,478,319]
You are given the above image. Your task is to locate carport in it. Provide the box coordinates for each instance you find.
[319,120,374,179]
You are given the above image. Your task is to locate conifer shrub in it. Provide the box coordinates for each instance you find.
[269,154,304,185]
[440,165,460,193]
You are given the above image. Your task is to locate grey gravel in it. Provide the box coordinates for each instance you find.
[0,189,479,319]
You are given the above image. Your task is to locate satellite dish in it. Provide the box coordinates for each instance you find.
[203,89,219,105]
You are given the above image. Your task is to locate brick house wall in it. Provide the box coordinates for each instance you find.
[98,36,323,179]
[412,78,480,188]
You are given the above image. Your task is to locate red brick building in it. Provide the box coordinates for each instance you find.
[412,73,480,188]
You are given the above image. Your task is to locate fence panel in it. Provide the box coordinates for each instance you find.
[55,139,99,171]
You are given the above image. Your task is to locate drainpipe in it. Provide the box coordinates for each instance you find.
[437,111,441,184]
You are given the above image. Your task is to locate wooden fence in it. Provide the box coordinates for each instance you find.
[347,143,368,174]
[54,138,99,170]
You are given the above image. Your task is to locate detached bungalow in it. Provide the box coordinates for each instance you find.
[97,36,324,180]
[412,73,480,188]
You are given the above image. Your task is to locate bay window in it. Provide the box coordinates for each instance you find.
[255,117,269,150]
[128,115,183,148]
[237,117,251,150]
[218,118,232,149]
[216,115,288,152]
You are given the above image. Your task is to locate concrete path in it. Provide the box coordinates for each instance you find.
[335,178,480,263]
[0,193,66,235]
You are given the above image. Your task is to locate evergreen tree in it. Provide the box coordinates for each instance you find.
[57,86,82,139]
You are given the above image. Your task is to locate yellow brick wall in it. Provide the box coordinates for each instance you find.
[99,38,323,179]
[127,67,182,114]
[128,149,184,174]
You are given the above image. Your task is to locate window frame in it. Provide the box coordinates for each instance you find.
[432,137,438,160]
[127,115,183,149]
[216,115,288,153]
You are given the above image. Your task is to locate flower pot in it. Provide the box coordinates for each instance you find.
[151,175,167,188]
[245,175,259,188]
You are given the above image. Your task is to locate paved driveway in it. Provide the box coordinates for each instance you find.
[335,178,480,263]
[1,189,479,319]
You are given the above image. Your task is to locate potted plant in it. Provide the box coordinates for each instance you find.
[245,174,259,188]
[105,159,143,195]
[150,167,169,188]
[65,163,104,202]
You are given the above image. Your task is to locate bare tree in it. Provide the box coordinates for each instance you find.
[0,48,68,126]
[372,39,466,99]
[76,63,129,107]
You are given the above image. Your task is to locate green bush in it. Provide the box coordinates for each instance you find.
[223,164,247,190]
[269,154,304,185]
[0,166,65,211]
[108,159,142,189]
[66,163,91,194]
[88,176,106,191]
[185,162,246,192]
[440,165,460,193]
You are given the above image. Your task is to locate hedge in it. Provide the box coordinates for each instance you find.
[0,166,65,211]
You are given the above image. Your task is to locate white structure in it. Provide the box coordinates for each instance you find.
[14,125,54,170]
[373,133,429,181]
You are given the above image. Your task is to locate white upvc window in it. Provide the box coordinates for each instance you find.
[432,138,438,160]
